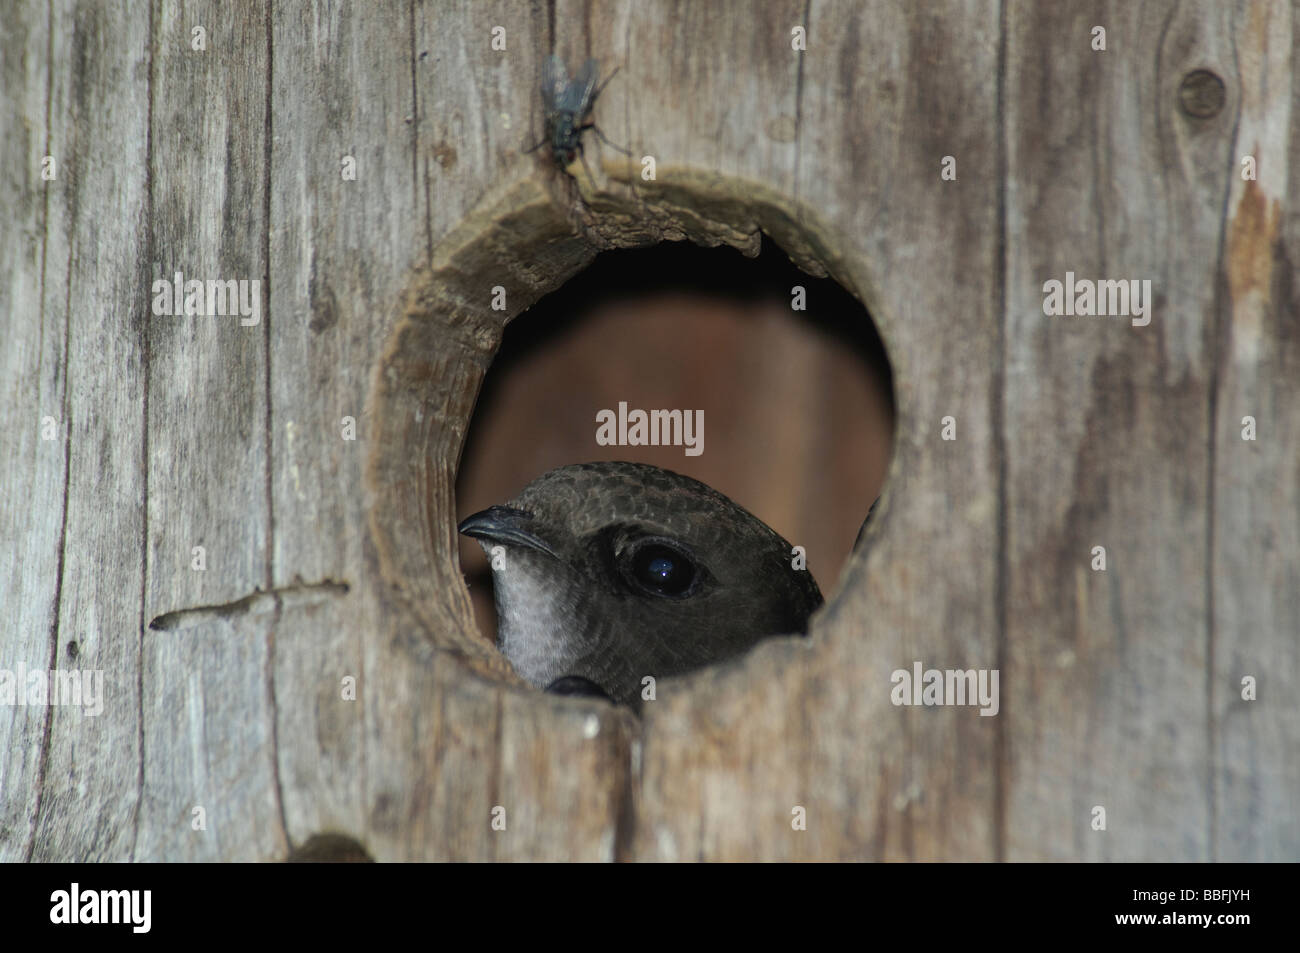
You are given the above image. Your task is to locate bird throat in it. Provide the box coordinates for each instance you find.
[490,553,588,689]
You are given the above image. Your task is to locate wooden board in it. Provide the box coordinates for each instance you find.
[0,0,69,862]
[1,0,1294,862]
[14,0,152,862]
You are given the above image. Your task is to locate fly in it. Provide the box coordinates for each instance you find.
[526,55,628,184]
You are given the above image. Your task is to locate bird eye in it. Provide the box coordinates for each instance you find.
[627,541,697,597]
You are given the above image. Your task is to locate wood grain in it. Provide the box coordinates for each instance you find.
[0,0,68,862]
[1,0,1294,862]
[1212,0,1298,861]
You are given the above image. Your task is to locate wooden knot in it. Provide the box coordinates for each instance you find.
[1178,69,1225,119]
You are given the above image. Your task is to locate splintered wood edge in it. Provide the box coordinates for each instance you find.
[365,169,892,689]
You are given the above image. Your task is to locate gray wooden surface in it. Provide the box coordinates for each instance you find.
[1,0,1295,861]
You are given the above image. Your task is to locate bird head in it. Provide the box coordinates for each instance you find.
[459,461,823,705]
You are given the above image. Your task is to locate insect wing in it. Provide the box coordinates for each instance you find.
[559,58,600,115]
[540,54,569,111]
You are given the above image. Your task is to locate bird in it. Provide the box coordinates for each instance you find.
[458,461,824,706]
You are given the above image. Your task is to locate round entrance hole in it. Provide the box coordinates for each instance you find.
[365,174,897,696]
[458,238,894,664]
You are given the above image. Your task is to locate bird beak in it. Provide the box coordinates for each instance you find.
[457,505,558,558]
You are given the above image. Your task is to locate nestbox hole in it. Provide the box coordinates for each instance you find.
[458,238,895,650]
[367,174,896,693]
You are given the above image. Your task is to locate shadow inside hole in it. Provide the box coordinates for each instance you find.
[285,833,375,862]
[457,236,895,649]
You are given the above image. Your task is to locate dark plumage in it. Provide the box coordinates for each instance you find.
[459,462,823,705]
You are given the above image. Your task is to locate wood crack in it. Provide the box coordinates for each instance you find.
[24,0,72,864]
[991,0,1010,865]
[262,0,290,861]
[793,0,810,208]
[130,0,158,863]
[147,580,351,632]
[266,592,291,856]
[1203,5,1247,867]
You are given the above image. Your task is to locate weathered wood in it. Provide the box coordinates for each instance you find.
[14,0,152,862]
[620,0,1005,861]
[1213,0,1298,861]
[0,0,69,862]
[266,0,413,860]
[1002,0,1297,862]
[1,0,1295,863]
[139,0,282,863]
[1002,0,1219,861]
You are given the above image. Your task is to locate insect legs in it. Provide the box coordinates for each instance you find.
[529,55,629,185]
